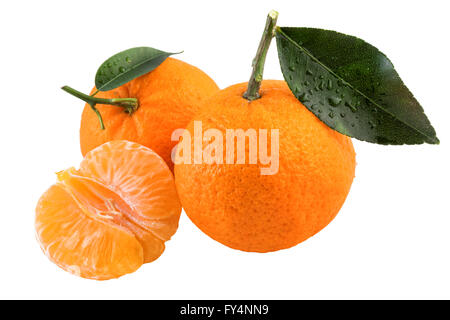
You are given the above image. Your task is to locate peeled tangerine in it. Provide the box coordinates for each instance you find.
[35,141,181,280]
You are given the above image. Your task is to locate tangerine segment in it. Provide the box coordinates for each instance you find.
[35,141,181,280]
[79,140,180,240]
[36,184,143,280]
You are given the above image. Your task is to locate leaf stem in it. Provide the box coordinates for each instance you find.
[243,10,279,101]
[61,86,139,129]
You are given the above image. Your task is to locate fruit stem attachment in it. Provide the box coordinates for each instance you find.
[243,10,279,101]
[61,86,139,130]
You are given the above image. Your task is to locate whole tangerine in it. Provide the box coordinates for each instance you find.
[174,80,356,252]
[80,58,219,170]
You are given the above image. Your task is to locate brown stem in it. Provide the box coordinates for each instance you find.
[243,10,279,101]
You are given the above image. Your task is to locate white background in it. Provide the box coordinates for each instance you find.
[0,0,449,299]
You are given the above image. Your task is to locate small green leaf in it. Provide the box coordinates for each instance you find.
[276,27,439,145]
[95,47,178,91]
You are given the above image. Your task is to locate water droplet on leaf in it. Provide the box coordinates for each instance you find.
[298,92,310,102]
[328,97,342,107]
[327,80,333,90]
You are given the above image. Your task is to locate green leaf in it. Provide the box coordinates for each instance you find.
[95,47,178,92]
[276,27,439,145]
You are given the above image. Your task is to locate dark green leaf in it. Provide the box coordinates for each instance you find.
[95,47,178,91]
[276,27,439,145]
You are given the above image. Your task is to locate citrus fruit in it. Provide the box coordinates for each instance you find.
[80,58,219,171]
[35,140,181,280]
[174,80,356,253]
